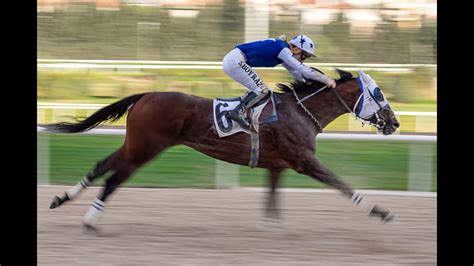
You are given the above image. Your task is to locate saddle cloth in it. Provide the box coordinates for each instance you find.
[213,91,278,138]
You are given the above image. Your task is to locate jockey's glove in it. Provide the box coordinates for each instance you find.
[326,78,337,89]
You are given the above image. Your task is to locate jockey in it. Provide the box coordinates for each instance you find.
[222,34,337,128]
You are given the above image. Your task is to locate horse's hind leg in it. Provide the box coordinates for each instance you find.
[81,141,171,230]
[293,154,394,223]
[82,162,139,230]
[49,150,120,209]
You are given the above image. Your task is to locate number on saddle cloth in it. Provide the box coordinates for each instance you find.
[212,91,277,138]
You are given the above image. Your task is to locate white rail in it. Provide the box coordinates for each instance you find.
[37,59,437,72]
[36,127,436,142]
[37,59,438,68]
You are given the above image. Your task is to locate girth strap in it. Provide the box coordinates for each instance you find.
[249,123,260,168]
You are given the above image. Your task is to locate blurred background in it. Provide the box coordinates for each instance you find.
[37,0,437,192]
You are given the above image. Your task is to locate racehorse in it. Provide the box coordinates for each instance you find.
[45,69,400,231]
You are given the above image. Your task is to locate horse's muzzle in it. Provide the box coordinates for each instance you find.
[381,122,399,135]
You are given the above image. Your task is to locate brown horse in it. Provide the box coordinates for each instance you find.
[45,69,399,231]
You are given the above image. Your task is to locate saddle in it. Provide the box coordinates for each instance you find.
[213,91,279,138]
[213,91,279,168]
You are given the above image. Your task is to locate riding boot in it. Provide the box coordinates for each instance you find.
[228,90,268,128]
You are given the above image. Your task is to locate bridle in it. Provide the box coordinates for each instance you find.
[290,86,324,132]
[290,78,388,132]
[331,82,388,130]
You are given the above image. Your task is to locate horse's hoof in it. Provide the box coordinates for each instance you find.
[49,195,61,209]
[381,212,395,223]
[82,223,100,235]
[369,205,395,223]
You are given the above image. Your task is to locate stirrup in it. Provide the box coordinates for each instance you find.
[228,106,250,128]
[228,90,267,128]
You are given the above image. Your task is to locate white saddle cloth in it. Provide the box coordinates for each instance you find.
[212,96,271,138]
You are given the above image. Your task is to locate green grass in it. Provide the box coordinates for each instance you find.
[37,68,437,105]
[39,134,437,191]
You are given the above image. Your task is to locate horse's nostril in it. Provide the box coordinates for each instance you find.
[393,122,400,128]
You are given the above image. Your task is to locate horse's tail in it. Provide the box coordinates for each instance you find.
[42,93,147,133]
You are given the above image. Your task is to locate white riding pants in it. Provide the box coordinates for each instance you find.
[222,48,268,94]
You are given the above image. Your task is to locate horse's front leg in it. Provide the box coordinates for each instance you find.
[292,153,395,223]
[265,168,283,220]
[256,168,285,231]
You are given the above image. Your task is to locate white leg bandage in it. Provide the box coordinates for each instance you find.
[222,48,268,93]
[83,198,105,226]
[66,176,90,199]
[351,193,374,214]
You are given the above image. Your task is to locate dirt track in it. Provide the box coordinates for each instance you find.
[38,186,436,265]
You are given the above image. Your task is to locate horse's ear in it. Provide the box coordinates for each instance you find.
[336,68,353,80]
[358,69,371,83]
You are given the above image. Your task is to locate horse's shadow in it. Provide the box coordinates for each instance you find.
[92,222,232,238]
[87,220,399,255]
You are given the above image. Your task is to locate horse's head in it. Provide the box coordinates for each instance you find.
[354,69,399,135]
[277,68,400,135]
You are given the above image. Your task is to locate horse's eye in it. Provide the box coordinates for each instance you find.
[373,88,385,102]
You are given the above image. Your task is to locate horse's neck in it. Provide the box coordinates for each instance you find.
[307,80,360,129]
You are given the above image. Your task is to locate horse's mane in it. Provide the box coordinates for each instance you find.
[276,68,355,95]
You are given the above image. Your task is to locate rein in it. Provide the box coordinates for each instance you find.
[296,86,327,104]
[290,79,375,131]
[329,85,354,115]
[291,84,353,133]
[290,87,323,132]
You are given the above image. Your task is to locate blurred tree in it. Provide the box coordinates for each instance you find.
[37,3,436,64]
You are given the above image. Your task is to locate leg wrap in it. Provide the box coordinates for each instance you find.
[83,198,105,226]
[65,176,90,200]
[351,193,374,214]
